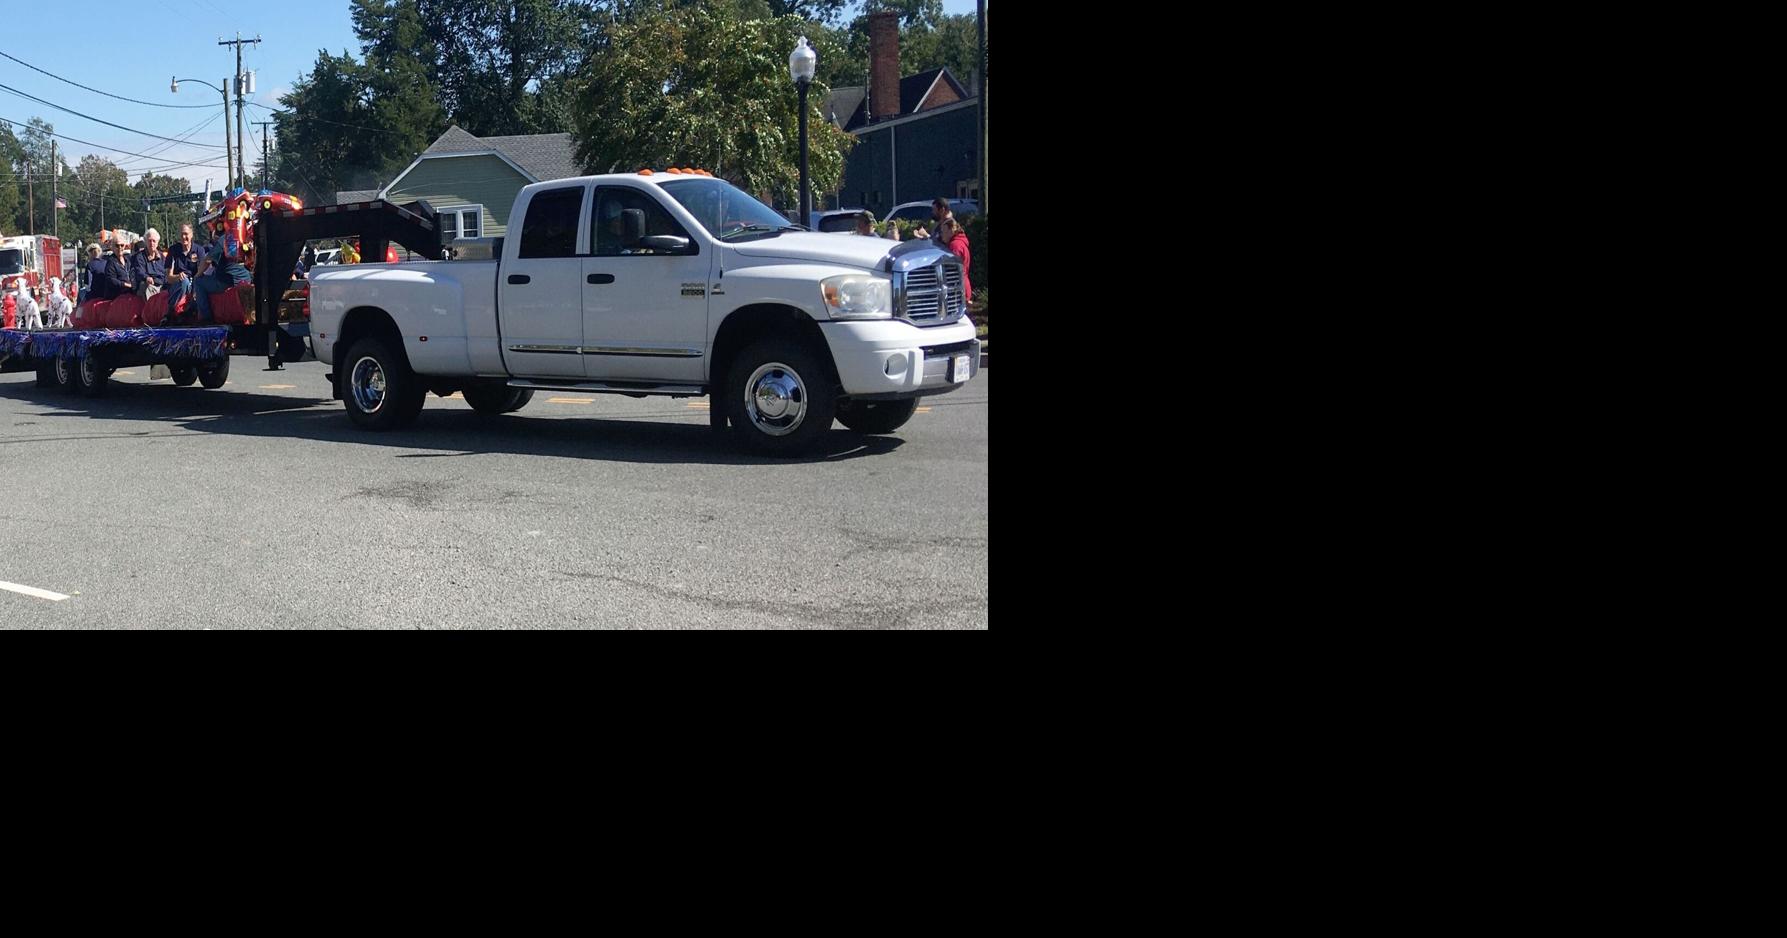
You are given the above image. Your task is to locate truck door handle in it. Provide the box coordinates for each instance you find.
[507,274,531,285]
[587,274,615,285]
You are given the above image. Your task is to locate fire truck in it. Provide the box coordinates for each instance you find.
[0,234,65,296]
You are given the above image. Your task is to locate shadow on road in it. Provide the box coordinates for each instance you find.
[0,378,904,466]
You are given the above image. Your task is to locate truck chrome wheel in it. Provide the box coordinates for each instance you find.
[744,362,807,436]
[351,356,388,415]
[55,355,73,391]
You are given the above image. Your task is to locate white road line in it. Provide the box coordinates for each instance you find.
[0,580,69,602]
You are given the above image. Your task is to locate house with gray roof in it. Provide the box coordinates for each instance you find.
[354,125,583,240]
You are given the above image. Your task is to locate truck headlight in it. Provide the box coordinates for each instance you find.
[821,275,892,319]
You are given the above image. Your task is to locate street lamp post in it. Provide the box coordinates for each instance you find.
[173,76,232,191]
[789,36,816,228]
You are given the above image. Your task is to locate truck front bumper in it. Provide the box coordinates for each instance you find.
[819,317,981,399]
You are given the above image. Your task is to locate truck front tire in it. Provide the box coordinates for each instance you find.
[342,337,426,430]
[836,398,918,435]
[726,338,838,456]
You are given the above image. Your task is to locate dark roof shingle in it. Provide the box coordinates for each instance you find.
[423,125,582,182]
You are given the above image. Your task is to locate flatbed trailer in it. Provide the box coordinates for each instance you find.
[0,197,444,395]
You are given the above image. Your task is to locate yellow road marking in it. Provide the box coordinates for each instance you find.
[116,371,136,376]
[547,397,594,404]
[916,407,933,413]
[686,401,710,409]
[260,384,296,390]
[446,392,463,399]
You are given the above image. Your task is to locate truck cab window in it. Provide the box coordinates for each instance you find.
[592,188,691,256]
[518,187,585,258]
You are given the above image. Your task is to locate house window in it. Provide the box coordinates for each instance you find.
[439,205,484,240]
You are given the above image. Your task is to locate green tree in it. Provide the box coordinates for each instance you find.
[573,4,854,206]
[271,47,443,204]
[64,155,132,241]
[132,173,202,242]
[0,122,23,234]
[353,0,601,137]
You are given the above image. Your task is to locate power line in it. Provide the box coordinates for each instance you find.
[0,50,216,108]
[0,112,231,169]
[247,101,408,136]
[112,112,222,168]
[0,82,227,148]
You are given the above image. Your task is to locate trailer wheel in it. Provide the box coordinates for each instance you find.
[53,356,76,393]
[170,366,198,387]
[76,353,109,397]
[342,337,426,430]
[198,358,230,389]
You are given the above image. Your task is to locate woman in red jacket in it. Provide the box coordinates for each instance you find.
[938,216,972,304]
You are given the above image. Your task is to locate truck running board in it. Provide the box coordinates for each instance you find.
[506,380,706,397]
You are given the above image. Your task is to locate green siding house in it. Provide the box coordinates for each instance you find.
[338,125,583,241]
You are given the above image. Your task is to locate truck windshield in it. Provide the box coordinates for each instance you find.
[660,179,798,241]
[0,249,23,275]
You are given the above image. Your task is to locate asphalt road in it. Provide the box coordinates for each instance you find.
[0,359,988,629]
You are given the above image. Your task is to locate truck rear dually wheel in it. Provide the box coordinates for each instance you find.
[170,365,198,387]
[463,385,534,415]
[342,337,426,430]
[836,398,918,435]
[54,356,76,393]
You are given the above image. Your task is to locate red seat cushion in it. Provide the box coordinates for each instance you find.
[105,293,145,329]
[74,300,109,330]
[142,291,172,326]
[209,286,247,325]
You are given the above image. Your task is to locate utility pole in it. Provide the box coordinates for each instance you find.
[220,34,260,190]
[255,120,274,191]
[27,157,34,237]
[52,140,59,241]
[222,78,233,193]
[978,0,987,213]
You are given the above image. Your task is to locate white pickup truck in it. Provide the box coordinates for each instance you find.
[307,172,979,454]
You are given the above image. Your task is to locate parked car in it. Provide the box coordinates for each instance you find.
[311,247,342,266]
[811,209,875,234]
[884,198,980,227]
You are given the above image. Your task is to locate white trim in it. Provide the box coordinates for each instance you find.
[918,70,948,112]
[377,150,538,200]
[436,204,487,240]
[849,96,979,135]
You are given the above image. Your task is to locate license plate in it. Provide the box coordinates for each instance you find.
[951,354,971,383]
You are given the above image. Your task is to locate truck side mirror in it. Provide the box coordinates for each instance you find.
[622,209,646,244]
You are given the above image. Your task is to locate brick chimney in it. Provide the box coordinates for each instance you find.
[869,11,901,122]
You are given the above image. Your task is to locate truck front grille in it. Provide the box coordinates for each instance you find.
[899,260,966,325]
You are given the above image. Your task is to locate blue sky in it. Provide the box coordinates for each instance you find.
[2,2,982,191]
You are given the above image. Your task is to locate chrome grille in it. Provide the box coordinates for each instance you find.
[898,260,964,324]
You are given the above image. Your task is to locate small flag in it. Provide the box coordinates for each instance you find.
[55,197,66,209]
